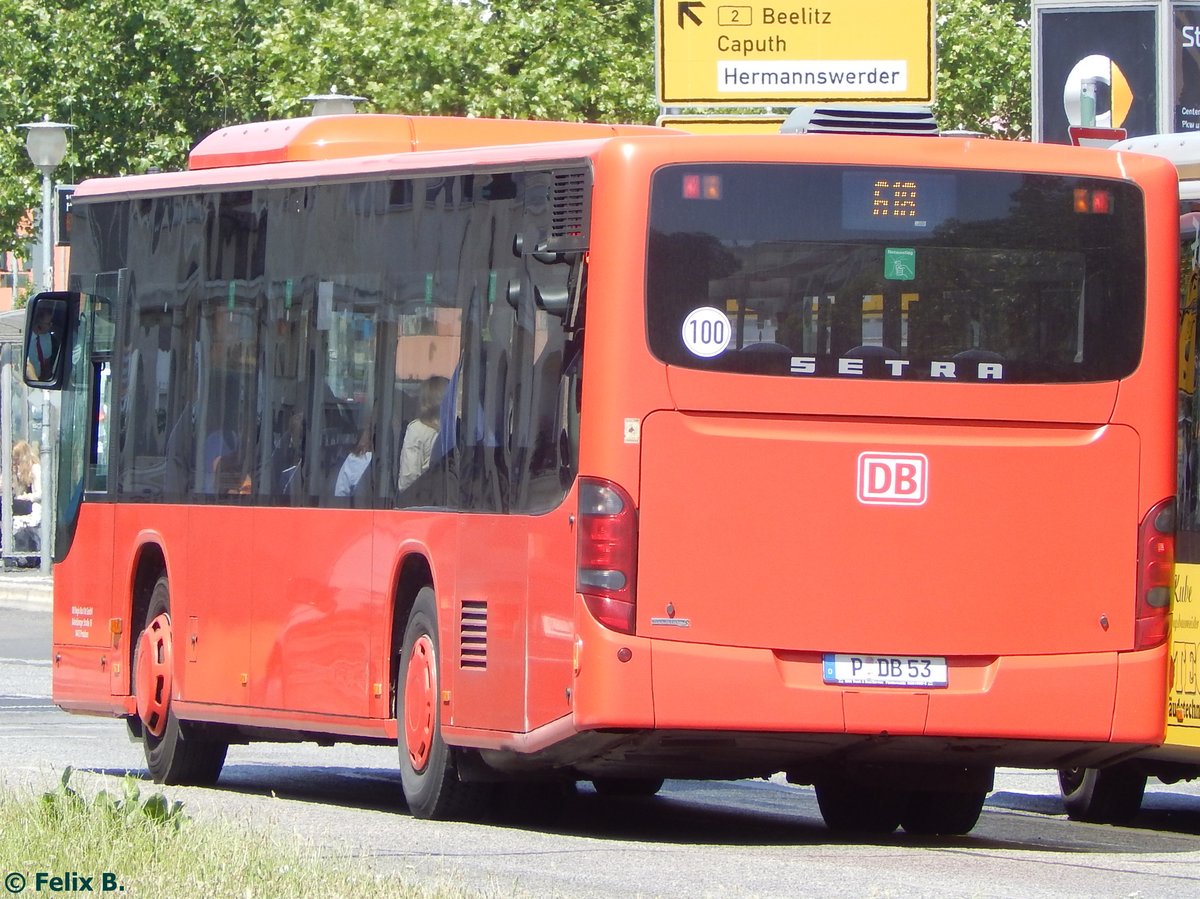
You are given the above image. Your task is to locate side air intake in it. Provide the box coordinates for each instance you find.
[541,167,592,253]
[460,600,488,669]
[780,105,939,137]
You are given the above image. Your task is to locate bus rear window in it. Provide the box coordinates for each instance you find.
[646,164,1146,383]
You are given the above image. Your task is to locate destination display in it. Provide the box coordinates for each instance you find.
[656,0,934,105]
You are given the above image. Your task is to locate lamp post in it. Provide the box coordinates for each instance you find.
[16,116,71,575]
[18,117,72,293]
[302,88,366,117]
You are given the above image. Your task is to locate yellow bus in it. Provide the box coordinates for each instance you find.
[1058,131,1200,822]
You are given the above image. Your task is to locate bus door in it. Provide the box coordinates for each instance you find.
[180,300,258,707]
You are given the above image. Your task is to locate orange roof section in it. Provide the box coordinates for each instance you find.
[189,114,672,169]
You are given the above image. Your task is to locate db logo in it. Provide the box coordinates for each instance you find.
[857,452,928,506]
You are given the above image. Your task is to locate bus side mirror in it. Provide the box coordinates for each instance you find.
[23,291,76,390]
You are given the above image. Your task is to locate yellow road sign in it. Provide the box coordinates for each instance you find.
[657,0,934,106]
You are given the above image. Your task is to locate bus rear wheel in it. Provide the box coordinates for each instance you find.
[133,576,227,786]
[591,777,665,798]
[1058,764,1146,824]
[398,586,492,821]
[814,779,901,835]
[898,788,987,836]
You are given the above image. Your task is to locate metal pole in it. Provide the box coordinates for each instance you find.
[1,359,12,566]
[38,166,54,571]
[39,167,54,293]
[39,398,53,573]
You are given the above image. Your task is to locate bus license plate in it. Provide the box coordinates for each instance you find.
[822,654,948,688]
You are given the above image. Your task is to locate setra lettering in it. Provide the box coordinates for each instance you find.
[790,356,1004,381]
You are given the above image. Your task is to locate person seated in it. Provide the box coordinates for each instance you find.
[10,440,41,556]
[335,429,374,497]
[398,376,449,491]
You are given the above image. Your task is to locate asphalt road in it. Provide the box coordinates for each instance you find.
[3,603,1200,897]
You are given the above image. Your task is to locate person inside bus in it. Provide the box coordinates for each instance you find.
[335,427,374,498]
[202,428,239,494]
[268,410,306,498]
[25,307,60,382]
[398,376,449,491]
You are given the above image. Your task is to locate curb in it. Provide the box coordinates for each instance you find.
[0,574,53,611]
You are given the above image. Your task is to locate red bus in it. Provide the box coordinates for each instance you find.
[26,112,1178,835]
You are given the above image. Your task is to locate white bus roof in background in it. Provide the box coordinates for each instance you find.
[1113,132,1200,181]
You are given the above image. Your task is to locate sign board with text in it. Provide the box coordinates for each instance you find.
[656,0,934,106]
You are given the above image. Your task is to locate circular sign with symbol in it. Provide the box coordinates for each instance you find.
[682,306,732,358]
[1063,54,1132,128]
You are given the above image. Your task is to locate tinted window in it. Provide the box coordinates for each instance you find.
[72,168,583,513]
[647,164,1146,383]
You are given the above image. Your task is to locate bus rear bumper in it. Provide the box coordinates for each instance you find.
[570,608,1168,769]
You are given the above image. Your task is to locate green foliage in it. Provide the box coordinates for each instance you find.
[935,0,1031,138]
[0,0,1032,255]
[3,771,446,898]
[39,766,187,832]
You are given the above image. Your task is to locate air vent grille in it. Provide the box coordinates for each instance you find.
[780,104,939,137]
[544,167,591,252]
[460,600,487,669]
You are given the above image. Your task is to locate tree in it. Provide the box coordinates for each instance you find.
[0,0,274,255]
[0,1,1033,257]
[462,0,656,122]
[934,0,1031,138]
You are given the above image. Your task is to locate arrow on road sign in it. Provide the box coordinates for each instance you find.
[678,1,704,28]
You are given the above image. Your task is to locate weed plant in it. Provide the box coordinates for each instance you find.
[0,768,443,898]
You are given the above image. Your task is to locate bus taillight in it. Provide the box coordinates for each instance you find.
[1135,498,1175,650]
[577,478,638,635]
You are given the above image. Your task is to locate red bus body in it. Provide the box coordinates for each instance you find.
[40,114,1178,830]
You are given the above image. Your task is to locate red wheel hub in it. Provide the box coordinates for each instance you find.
[134,613,173,738]
[403,634,436,772]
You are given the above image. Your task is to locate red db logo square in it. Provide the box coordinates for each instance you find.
[857,452,928,506]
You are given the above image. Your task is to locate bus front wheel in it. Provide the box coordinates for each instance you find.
[398,586,492,821]
[133,575,227,785]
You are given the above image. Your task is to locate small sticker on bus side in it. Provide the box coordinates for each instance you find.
[624,418,641,444]
[681,306,732,357]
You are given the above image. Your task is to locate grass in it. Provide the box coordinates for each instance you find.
[0,768,453,898]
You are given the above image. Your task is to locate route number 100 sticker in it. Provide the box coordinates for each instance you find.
[682,306,732,358]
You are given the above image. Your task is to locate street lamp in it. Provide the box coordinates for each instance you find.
[302,88,366,117]
[16,116,71,575]
[18,117,73,293]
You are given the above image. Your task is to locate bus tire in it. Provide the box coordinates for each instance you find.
[814,779,901,835]
[899,788,987,836]
[133,576,227,786]
[1058,764,1146,824]
[398,586,492,821]
[591,777,665,798]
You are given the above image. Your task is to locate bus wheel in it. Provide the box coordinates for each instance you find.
[133,576,227,786]
[1058,764,1146,824]
[814,779,901,835]
[398,586,492,821]
[591,777,665,798]
[899,788,987,836]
